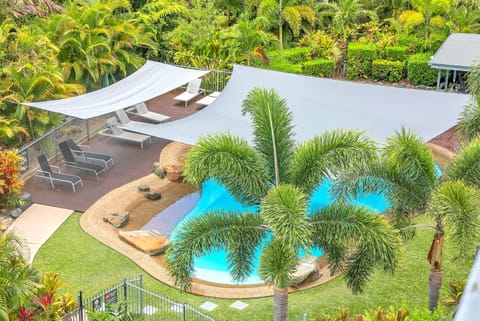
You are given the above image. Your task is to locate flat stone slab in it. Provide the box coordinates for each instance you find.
[200,301,218,311]
[230,301,248,310]
[119,230,171,256]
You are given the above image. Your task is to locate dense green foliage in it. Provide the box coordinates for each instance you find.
[372,59,404,82]
[302,59,335,77]
[347,43,377,80]
[385,46,408,62]
[406,53,438,86]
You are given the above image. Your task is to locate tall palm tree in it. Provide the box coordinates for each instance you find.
[166,88,401,321]
[334,128,480,312]
[0,230,41,321]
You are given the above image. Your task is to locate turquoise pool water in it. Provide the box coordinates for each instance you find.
[172,178,390,284]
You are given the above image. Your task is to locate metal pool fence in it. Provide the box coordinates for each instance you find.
[63,275,216,321]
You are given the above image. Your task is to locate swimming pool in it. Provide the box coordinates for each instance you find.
[170,178,390,284]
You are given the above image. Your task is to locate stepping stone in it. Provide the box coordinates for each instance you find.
[200,301,218,311]
[119,230,171,256]
[142,305,157,315]
[230,300,248,310]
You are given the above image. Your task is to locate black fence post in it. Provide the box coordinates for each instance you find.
[182,303,186,321]
[123,278,127,302]
[78,291,83,321]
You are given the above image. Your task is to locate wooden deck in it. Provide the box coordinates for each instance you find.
[22,89,203,212]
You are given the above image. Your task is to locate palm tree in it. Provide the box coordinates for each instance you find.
[249,0,315,49]
[166,88,401,321]
[319,0,378,43]
[334,128,480,312]
[0,230,41,321]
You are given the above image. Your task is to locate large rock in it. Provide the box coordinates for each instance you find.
[103,211,129,228]
[164,165,182,182]
[288,256,322,287]
[0,216,13,231]
[119,230,171,256]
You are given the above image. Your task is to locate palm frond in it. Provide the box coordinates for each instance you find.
[258,237,297,288]
[309,203,401,292]
[456,99,480,143]
[430,181,480,261]
[446,137,480,189]
[242,88,295,186]
[290,129,377,196]
[183,133,271,205]
[261,185,311,251]
[382,127,437,188]
[166,212,265,290]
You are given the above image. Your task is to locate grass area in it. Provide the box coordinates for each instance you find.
[34,212,472,321]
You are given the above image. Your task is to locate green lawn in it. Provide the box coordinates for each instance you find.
[33,212,472,321]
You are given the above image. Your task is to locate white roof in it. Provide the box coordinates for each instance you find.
[23,61,210,119]
[429,33,480,71]
[128,64,469,145]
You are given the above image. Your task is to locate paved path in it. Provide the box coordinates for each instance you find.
[7,203,73,263]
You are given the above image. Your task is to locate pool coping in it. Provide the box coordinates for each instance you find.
[79,142,338,299]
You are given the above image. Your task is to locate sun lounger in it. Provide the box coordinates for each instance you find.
[58,141,106,180]
[195,91,221,109]
[65,138,113,170]
[126,103,171,123]
[173,78,205,107]
[99,118,152,149]
[34,154,83,192]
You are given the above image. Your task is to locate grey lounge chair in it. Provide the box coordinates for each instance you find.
[66,139,113,170]
[126,103,171,123]
[58,141,106,180]
[34,154,83,192]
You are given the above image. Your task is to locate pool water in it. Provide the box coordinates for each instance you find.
[171,178,390,284]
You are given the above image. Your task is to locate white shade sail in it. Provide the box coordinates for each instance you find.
[22,61,210,119]
[127,65,469,145]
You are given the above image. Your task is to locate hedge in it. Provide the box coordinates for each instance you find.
[302,59,335,77]
[407,53,438,86]
[372,59,404,82]
[347,43,377,80]
[386,46,408,62]
[270,61,303,74]
[269,47,312,64]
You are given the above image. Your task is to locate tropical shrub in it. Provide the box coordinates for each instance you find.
[302,59,335,77]
[386,46,408,62]
[372,59,404,82]
[347,43,377,80]
[407,53,438,86]
[397,34,424,54]
[0,149,24,208]
[278,47,312,64]
[299,31,341,61]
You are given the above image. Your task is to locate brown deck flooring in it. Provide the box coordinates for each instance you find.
[23,89,204,212]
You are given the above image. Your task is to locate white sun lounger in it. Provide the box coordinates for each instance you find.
[195,91,221,109]
[173,78,205,107]
[126,103,171,123]
[99,118,152,149]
